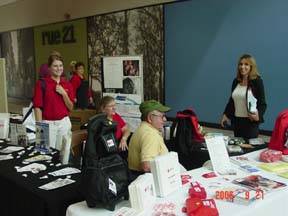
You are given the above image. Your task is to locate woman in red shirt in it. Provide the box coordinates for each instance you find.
[99,96,131,152]
[33,53,75,163]
[70,62,94,108]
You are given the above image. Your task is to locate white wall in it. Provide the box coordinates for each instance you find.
[0,0,176,33]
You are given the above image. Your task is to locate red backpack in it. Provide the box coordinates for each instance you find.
[268,110,288,155]
[176,108,205,142]
[170,108,205,154]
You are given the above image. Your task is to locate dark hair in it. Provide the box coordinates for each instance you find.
[75,61,85,69]
[48,53,63,67]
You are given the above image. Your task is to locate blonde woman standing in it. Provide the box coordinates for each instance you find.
[221,54,267,140]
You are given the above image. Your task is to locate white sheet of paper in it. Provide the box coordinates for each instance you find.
[0,146,24,153]
[247,88,257,113]
[39,178,75,190]
[103,58,123,88]
[205,136,233,175]
[16,163,47,173]
[23,155,52,163]
[48,167,81,176]
[0,154,14,161]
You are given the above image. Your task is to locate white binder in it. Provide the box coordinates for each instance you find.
[0,113,10,139]
[150,151,182,197]
[128,173,156,210]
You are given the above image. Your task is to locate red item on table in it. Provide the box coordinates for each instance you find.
[202,172,217,178]
[184,197,203,214]
[183,198,219,216]
[181,174,192,185]
[188,186,207,199]
[260,149,282,162]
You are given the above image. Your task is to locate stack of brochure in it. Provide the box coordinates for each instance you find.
[258,162,288,172]
[278,171,288,179]
[150,152,182,197]
[230,156,257,166]
[128,173,156,210]
[230,156,260,173]
[233,174,287,193]
[35,122,57,153]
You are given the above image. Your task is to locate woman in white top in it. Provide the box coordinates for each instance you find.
[221,54,267,140]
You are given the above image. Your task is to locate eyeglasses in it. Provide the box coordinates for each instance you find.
[151,114,166,120]
[106,104,116,108]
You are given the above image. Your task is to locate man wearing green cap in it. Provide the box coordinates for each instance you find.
[128,100,171,175]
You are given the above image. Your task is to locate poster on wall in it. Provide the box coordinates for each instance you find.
[102,55,144,100]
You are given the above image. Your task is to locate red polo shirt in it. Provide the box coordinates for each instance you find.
[33,77,75,120]
[112,112,126,140]
[70,73,92,99]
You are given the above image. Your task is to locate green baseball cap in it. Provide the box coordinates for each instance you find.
[139,100,171,116]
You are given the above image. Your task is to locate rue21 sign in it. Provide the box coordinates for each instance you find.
[42,25,76,45]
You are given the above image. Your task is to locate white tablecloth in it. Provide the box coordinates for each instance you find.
[66,148,288,216]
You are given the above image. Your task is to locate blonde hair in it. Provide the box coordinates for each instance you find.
[98,96,115,112]
[70,60,77,67]
[236,54,261,81]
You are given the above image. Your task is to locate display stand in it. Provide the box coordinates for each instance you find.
[102,55,144,132]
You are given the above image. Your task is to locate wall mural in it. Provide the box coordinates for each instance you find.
[87,5,164,105]
[0,28,35,99]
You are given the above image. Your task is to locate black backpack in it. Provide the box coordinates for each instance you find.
[81,114,130,211]
[169,108,205,170]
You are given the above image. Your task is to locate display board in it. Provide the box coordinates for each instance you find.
[102,55,143,99]
[102,55,143,132]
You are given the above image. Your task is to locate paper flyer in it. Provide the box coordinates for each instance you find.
[39,178,76,190]
[205,136,234,175]
[48,167,81,176]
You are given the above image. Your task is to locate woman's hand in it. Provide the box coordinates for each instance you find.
[56,84,73,111]
[119,138,128,151]
[248,111,259,122]
[55,84,67,96]
[221,114,229,127]
[88,97,94,105]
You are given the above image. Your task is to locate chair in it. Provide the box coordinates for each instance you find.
[70,129,87,167]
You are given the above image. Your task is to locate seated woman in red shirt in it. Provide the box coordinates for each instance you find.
[70,62,94,108]
[99,96,131,152]
[33,53,75,163]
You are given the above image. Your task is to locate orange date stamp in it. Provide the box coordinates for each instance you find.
[215,189,264,200]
